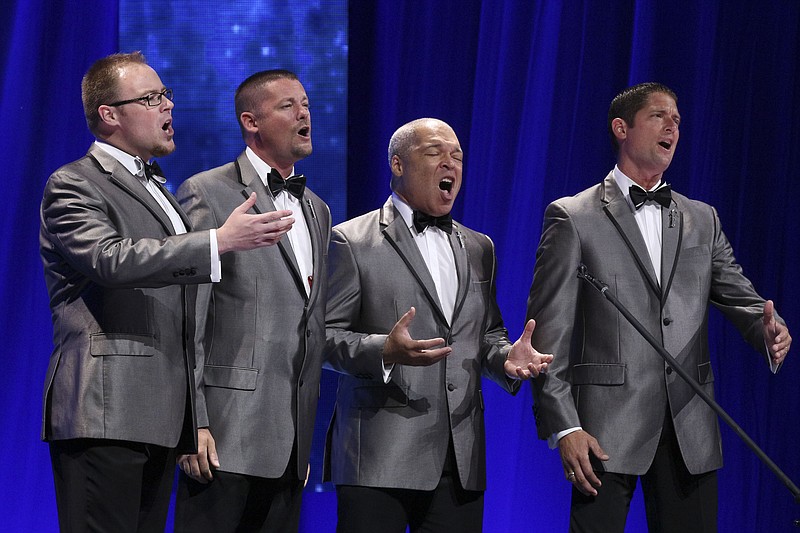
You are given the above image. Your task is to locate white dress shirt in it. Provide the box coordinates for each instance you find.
[246,147,314,296]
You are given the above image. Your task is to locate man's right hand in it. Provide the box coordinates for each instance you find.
[381,307,452,366]
[177,427,219,483]
[216,192,294,254]
[558,429,609,496]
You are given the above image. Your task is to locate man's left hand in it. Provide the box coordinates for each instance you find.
[763,300,791,366]
[504,319,554,379]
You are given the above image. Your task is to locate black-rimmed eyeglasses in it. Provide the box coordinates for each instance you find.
[107,88,173,108]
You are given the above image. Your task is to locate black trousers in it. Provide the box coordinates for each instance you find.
[335,473,484,533]
[49,438,176,533]
[570,412,718,533]
[174,459,304,533]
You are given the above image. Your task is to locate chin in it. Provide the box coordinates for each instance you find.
[152,143,176,158]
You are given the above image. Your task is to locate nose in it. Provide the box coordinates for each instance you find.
[297,103,309,119]
[161,95,174,111]
[442,154,458,170]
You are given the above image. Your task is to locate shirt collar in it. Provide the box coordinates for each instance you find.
[613,165,663,210]
[245,146,296,189]
[94,140,143,177]
[391,192,415,230]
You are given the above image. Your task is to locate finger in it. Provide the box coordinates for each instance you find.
[527,361,547,377]
[412,337,448,350]
[762,300,776,329]
[516,366,532,379]
[263,217,295,235]
[394,307,416,330]
[589,440,610,461]
[520,319,536,343]
[260,209,293,222]
[207,440,220,469]
[185,457,207,483]
[418,346,452,360]
[236,192,257,213]
[407,346,452,366]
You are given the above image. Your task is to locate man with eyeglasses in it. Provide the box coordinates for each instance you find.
[39,52,294,532]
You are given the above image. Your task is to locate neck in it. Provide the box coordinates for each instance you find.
[618,165,662,190]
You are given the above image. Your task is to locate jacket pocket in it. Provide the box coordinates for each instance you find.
[697,361,714,384]
[572,363,626,385]
[90,333,154,356]
[204,365,258,390]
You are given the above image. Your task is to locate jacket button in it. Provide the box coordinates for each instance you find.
[306,330,312,337]
[666,367,673,375]
[447,383,455,392]
[663,317,672,326]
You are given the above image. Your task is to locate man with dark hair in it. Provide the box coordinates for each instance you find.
[526,82,791,531]
[173,69,330,533]
[324,118,552,533]
[40,52,292,532]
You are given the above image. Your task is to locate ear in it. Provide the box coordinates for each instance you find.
[390,154,403,177]
[240,112,257,133]
[97,105,119,127]
[611,118,627,142]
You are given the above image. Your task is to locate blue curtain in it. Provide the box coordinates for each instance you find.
[3,0,798,531]
[348,1,800,531]
[0,0,117,530]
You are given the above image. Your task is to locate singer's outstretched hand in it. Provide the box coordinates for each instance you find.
[762,300,791,366]
[504,319,554,379]
[382,307,452,366]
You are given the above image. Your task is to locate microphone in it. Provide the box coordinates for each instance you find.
[576,263,608,294]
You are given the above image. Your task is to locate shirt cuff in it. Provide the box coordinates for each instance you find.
[548,427,582,449]
[381,362,394,383]
[209,229,222,282]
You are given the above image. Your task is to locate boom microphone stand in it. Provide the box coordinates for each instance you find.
[576,264,800,527]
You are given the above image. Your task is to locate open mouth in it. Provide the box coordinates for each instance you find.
[439,178,453,192]
[658,141,671,150]
[162,119,172,132]
[298,125,310,138]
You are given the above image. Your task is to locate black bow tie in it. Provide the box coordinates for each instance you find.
[412,210,453,234]
[629,182,672,209]
[138,159,166,183]
[267,169,306,200]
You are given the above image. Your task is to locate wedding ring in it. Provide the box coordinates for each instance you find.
[566,471,576,481]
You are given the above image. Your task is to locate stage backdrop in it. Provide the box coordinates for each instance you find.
[2,1,798,532]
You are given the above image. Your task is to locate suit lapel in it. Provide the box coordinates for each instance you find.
[448,225,470,327]
[235,154,306,299]
[601,174,661,298]
[89,146,178,236]
[380,198,449,325]
[660,201,682,307]
[303,194,325,310]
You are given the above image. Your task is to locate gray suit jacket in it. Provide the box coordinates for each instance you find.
[324,196,518,491]
[526,172,779,475]
[176,151,331,479]
[40,144,212,452]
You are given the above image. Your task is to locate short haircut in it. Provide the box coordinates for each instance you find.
[234,69,299,137]
[608,82,677,152]
[82,52,147,135]
[388,118,447,191]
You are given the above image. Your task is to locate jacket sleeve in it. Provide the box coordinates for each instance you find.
[526,200,583,439]
[40,165,212,290]
[324,227,390,379]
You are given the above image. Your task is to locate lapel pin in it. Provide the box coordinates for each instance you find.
[669,208,677,228]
